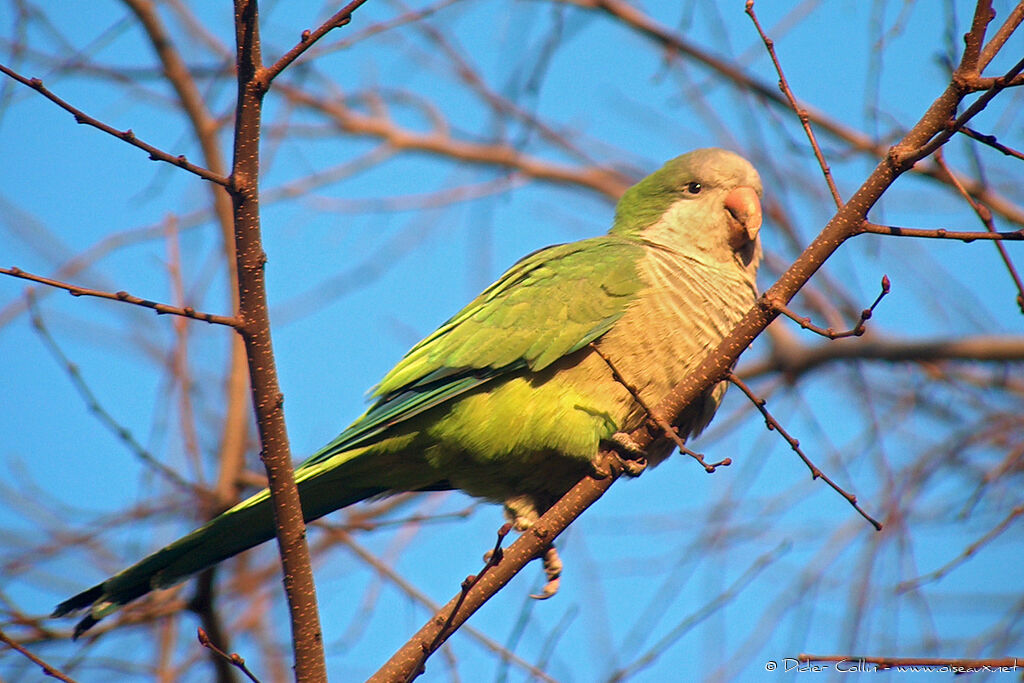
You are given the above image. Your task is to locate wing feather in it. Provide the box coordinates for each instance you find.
[302,236,645,466]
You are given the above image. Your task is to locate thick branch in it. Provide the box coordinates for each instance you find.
[230,1,326,679]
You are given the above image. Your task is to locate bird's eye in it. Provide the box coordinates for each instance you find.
[684,181,702,195]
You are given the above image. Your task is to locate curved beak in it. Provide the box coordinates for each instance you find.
[724,186,762,251]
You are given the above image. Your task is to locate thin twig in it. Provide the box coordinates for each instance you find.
[727,373,882,530]
[766,276,890,340]
[589,343,730,473]
[912,55,1024,163]
[0,627,78,683]
[261,0,370,87]
[858,222,1024,241]
[410,523,513,682]
[745,1,842,208]
[898,504,1024,592]
[1,266,238,326]
[958,126,1024,161]
[197,628,262,683]
[575,0,1024,226]
[27,295,199,494]
[609,541,790,682]
[327,527,559,683]
[0,62,229,186]
[933,151,1024,312]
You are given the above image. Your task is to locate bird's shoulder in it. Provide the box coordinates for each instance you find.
[373,235,648,396]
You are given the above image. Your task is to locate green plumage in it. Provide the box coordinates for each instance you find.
[55,148,764,637]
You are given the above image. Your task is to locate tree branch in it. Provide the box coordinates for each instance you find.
[261,0,370,87]
[1,266,238,326]
[0,62,229,186]
[740,334,1024,381]
[229,0,327,679]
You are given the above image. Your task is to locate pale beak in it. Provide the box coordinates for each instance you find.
[724,186,762,251]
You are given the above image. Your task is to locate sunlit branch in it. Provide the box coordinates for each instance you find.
[197,628,262,683]
[958,126,1024,161]
[746,1,842,209]
[0,266,238,326]
[590,343,729,473]
[740,334,1024,380]
[0,627,77,683]
[0,63,229,186]
[563,0,1024,226]
[766,276,889,340]
[727,373,882,530]
[933,151,1024,312]
[858,222,1024,241]
[260,0,370,87]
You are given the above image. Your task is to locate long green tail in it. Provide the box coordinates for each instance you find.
[53,456,393,638]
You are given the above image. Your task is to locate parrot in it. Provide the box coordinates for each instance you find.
[54,147,763,638]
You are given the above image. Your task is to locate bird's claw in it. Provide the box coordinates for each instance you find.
[530,545,563,600]
[594,432,649,478]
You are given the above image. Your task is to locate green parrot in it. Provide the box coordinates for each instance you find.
[54,147,763,637]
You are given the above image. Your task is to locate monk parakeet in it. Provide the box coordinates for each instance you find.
[55,147,763,637]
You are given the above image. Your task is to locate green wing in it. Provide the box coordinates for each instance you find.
[303,236,645,465]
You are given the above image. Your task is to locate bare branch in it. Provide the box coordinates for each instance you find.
[26,297,199,493]
[897,504,1024,592]
[0,627,78,683]
[198,627,263,683]
[0,62,229,186]
[933,151,1024,312]
[768,276,889,340]
[727,373,882,530]
[745,1,842,208]
[958,126,1024,161]
[858,222,1024,241]
[564,0,1024,226]
[275,82,635,199]
[589,342,729,473]
[229,0,332,677]
[261,0,370,87]
[740,334,1024,380]
[1,266,239,326]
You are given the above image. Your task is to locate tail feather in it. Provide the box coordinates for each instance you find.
[56,430,447,637]
[54,474,388,637]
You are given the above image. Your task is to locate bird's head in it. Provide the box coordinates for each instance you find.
[611,148,763,273]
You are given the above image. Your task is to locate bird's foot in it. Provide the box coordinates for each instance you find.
[503,495,540,532]
[530,545,563,600]
[594,432,649,478]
